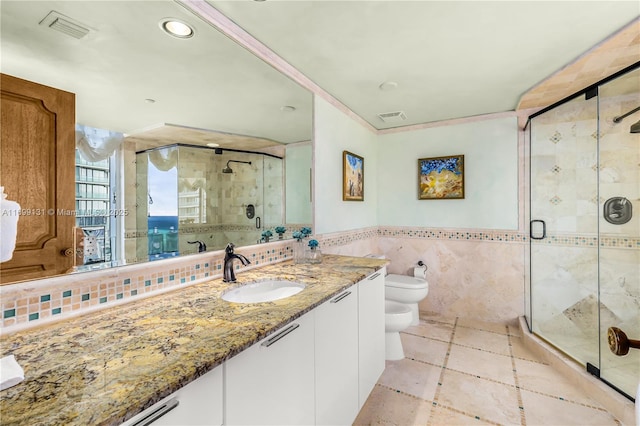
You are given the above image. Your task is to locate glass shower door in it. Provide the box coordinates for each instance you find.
[597,67,640,398]
[529,93,600,368]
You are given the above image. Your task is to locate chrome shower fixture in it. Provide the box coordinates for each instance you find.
[613,106,640,133]
[222,160,252,174]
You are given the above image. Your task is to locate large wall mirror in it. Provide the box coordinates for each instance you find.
[0,0,312,284]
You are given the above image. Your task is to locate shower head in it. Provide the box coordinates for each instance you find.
[613,106,640,133]
[222,160,252,174]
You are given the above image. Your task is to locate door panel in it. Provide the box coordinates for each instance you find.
[0,74,75,283]
[529,94,599,367]
[596,68,639,398]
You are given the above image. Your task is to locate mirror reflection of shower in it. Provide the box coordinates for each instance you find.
[613,105,640,133]
[135,144,289,259]
[222,160,252,174]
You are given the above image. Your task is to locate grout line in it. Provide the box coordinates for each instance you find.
[507,325,528,426]
[517,387,613,413]
[376,383,503,426]
[402,330,451,345]
[402,329,609,412]
[427,316,458,426]
[455,323,515,336]
[432,404,503,426]
[375,383,431,402]
[384,317,623,425]
[404,329,546,365]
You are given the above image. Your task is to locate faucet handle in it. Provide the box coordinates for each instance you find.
[225,243,235,254]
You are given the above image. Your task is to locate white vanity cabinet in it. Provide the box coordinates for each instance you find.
[121,267,386,426]
[224,310,315,425]
[314,285,359,425]
[358,267,386,408]
[121,365,223,426]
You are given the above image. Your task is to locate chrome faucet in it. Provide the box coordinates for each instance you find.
[223,243,250,282]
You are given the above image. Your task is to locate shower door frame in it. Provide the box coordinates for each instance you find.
[526,62,640,401]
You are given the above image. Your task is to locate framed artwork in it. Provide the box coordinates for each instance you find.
[343,150,364,201]
[418,154,464,200]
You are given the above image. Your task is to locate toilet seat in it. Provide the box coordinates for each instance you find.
[385,274,428,289]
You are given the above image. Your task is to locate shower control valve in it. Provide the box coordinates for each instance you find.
[603,197,632,225]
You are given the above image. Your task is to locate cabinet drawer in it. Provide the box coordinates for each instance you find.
[358,268,386,408]
[121,366,223,426]
[315,285,359,425]
[225,311,315,425]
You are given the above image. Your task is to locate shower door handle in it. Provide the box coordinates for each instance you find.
[530,220,546,240]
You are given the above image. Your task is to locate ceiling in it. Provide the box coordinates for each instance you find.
[210,0,639,129]
[0,1,312,147]
[1,1,638,144]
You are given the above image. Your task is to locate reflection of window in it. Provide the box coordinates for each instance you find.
[147,157,178,217]
[75,149,112,265]
[178,182,207,224]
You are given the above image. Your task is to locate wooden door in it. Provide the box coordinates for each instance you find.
[0,74,75,284]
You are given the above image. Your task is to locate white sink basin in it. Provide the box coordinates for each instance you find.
[222,280,305,303]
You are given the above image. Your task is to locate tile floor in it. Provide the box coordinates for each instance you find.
[354,314,624,425]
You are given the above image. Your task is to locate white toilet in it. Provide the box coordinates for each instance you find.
[364,255,430,360]
[385,270,429,326]
[384,300,413,360]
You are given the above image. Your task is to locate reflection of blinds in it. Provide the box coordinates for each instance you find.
[178,178,205,192]
[148,149,178,171]
[75,124,124,162]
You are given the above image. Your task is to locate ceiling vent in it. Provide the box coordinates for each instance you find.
[39,11,91,39]
[377,111,407,123]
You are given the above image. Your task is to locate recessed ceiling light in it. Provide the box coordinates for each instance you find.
[159,18,194,39]
[280,105,296,112]
[379,81,399,91]
[206,142,220,147]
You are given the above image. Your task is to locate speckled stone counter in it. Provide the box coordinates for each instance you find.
[0,255,387,426]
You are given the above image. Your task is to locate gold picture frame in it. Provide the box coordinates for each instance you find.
[343,150,364,201]
[418,155,464,199]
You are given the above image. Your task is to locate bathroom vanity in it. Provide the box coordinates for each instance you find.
[0,255,387,426]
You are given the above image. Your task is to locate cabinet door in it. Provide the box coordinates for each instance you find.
[358,268,386,408]
[225,311,315,425]
[315,286,359,425]
[0,74,75,283]
[121,365,223,426]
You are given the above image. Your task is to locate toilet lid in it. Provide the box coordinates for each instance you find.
[385,274,428,289]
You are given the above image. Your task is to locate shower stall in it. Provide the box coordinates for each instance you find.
[134,144,283,261]
[526,64,639,399]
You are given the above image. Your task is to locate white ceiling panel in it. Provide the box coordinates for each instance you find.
[211,0,640,128]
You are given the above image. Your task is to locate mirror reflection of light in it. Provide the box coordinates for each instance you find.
[160,19,194,39]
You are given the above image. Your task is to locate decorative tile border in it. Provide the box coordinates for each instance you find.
[318,227,379,248]
[0,241,295,332]
[377,227,527,243]
[2,226,636,331]
[374,227,637,249]
[531,233,639,249]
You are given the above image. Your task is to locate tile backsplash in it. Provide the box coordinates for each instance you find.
[2,226,635,333]
[1,240,294,332]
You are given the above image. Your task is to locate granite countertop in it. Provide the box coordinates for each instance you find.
[0,255,387,426]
